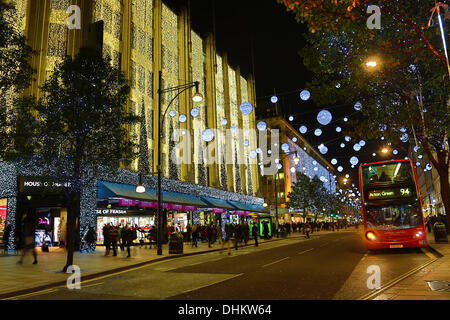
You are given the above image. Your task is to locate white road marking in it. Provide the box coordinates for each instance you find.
[319,243,329,248]
[262,257,290,268]
[298,248,315,255]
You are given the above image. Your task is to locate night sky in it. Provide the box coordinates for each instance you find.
[166,0,401,188]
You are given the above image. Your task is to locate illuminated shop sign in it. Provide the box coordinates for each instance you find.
[368,188,413,200]
[96,209,128,215]
[19,177,71,193]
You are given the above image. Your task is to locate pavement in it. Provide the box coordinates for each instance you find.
[369,230,450,300]
[0,229,326,299]
[0,228,448,300]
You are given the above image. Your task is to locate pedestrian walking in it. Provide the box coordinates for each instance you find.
[109,225,119,256]
[2,223,11,254]
[222,223,233,255]
[186,224,192,243]
[243,221,249,245]
[84,226,97,252]
[252,222,259,246]
[234,223,241,250]
[191,224,198,248]
[17,221,37,265]
[206,223,213,248]
[103,224,111,256]
[123,224,135,258]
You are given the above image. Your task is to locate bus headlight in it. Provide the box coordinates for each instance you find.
[415,231,423,238]
[365,231,376,241]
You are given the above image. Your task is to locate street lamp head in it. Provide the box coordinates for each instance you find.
[136,173,146,193]
[192,82,203,102]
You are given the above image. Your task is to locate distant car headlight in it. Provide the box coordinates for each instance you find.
[365,231,376,241]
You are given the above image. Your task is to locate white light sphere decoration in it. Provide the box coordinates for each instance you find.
[290,167,296,173]
[344,117,348,122]
[300,90,310,101]
[244,140,250,147]
[314,167,318,171]
[354,102,362,111]
[331,159,338,165]
[277,163,283,170]
[314,128,322,136]
[222,118,228,126]
[340,143,346,148]
[256,148,262,154]
[281,143,290,151]
[313,161,317,165]
[202,129,215,142]
[289,116,294,121]
[231,125,238,132]
[320,176,326,182]
[292,137,298,143]
[169,110,176,118]
[257,121,267,131]
[426,163,432,170]
[393,149,398,155]
[271,96,278,103]
[317,110,333,126]
[190,108,200,118]
[359,140,366,147]
[414,145,419,153]
[416,162,421,167]
[345,174,350,178]
[345,136,351,142]
[179,114,187,123]
[249,151,257,159]
[372,153,376,156]
[336,126,342,133]
[240,101,253,115]
[400,133,409,142]
[350,156,359,166]
[318,144,328,154]
[299,126,307,134]
[353,143,361,151]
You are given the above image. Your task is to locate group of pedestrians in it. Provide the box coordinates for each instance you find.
[279,220,348,235]
[102,223,138,258]
[186,221,265,255]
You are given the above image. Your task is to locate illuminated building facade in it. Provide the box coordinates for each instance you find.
[0,0,265,251]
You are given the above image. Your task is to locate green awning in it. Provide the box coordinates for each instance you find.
[200,196,236,210]
[97,181,208,207]
[227,200,270,214]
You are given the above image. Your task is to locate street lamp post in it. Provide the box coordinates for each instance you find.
[156,71,203,255]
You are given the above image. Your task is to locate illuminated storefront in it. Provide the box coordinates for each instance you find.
[0,198,6,235]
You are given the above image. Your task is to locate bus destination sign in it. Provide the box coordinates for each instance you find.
[368,187,413,200]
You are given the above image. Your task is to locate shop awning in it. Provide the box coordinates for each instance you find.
[200,196,236,210]
[226,200,270,214]
[97,181,208,207]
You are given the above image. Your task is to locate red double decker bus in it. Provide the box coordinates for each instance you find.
[359,159,427,250]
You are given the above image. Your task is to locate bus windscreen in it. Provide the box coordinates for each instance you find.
[361,161,423,231]
[361,162,417,203]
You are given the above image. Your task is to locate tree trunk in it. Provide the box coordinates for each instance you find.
[62,191,80,273]
[436,162,450,234]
